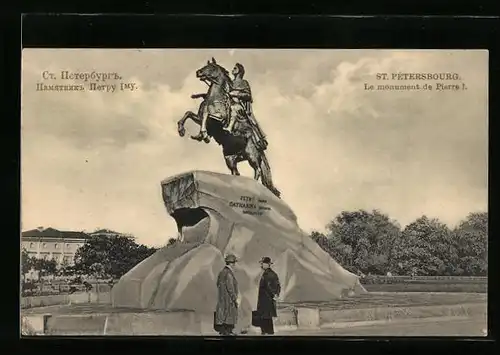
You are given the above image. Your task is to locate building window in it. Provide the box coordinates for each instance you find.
[30,242,35,248]
[55,243,59,249]
[66,244,70,248]
[42,243,47,248]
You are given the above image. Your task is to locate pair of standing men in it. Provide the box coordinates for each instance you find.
[214,254,281,336]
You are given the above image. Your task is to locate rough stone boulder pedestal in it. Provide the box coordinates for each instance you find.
[112,170,365,332]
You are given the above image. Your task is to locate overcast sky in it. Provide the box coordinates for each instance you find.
[21,49,488,247]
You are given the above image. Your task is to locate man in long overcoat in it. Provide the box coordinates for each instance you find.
[214,254,239,335]
[256,256,281,335]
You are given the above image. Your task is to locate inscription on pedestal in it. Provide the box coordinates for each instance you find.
[229,195,271,216]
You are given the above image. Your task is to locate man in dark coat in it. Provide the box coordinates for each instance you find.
[256,256,281,335]
[214,254,239,335]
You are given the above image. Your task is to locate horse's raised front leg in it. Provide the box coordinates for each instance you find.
[177,111,200,137]
[190,109,211,144]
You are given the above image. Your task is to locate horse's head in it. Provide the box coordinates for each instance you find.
[196,57,231,86]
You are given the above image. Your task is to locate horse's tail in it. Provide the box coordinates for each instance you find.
[260,153,281,199]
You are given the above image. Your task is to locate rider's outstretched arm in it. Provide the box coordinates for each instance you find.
[235,80,253,102]
[230,88,251,101]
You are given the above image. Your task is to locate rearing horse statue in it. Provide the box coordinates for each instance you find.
[177,58,281,198]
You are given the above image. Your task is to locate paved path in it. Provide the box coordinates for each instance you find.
[276,316,487,337]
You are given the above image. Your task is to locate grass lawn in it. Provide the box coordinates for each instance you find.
[363,283,487,293]
[278,292,487,310]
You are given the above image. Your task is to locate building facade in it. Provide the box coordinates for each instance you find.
[21,227,91,266]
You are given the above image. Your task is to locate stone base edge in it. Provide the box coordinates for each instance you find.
[21,303,487,335]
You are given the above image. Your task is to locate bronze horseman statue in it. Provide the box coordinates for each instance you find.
[177,58,280,198]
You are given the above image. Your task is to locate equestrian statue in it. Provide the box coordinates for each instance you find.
[177,58,281,198]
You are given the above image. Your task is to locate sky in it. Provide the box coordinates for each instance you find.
[21,49,488,247]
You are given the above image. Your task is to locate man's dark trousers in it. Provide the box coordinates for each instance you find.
[217,323,235,335]
[259,318,274,335]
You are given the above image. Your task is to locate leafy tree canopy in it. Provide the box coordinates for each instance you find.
[74,235,157,279]
[311,210,487,277]
[322,209,401,275]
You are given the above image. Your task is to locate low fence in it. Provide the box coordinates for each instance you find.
[22,282,114,297]
[360,275,487,284]
[360,275,487,293]
[21,291,111,309]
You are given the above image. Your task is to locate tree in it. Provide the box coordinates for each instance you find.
[453,212,488,276]
[167,238,178,246]
[90,262,105,278]
[311,230,354,272]
[60,264,78,277]
[74,235,158,279]
[312,210,487,277]
[90,262,105,300]
[56,258,71,276]
[21,249,34,283]
[324,210,401,275]
[32,258,58,292]
[32,258,57,277]
[391,215,456,276]
[310,231,330,254]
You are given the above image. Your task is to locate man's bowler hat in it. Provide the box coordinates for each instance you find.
[259,256,273,264]
[225,254,238,263]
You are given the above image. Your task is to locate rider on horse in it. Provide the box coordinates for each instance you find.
[179,58,281,198]
[191,62,268,152]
